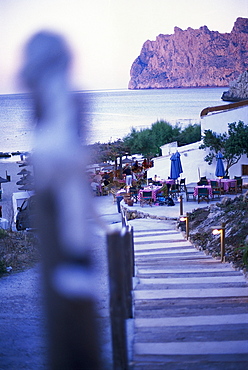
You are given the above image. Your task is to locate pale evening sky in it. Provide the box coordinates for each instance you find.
[0,0,247,94]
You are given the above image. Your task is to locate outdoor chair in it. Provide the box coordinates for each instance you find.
[228,181,237,194]
[159,184,169,197]
[156,192,166,206]
[169,184,180,199]
[140,190,153,207]
[236,178,243,193]
[92,187,101,197]
[101,185,110,196]
[185,186,195,201]
[197,187,209,203]
[197,180,208,186]
[179,178,186,192]
[110,188,118,203]
[210,180,221,200]
[129,186,138,203]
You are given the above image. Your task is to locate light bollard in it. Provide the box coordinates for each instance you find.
[179,194,183,216]
[179,212,189,240]
[212,223,226,262]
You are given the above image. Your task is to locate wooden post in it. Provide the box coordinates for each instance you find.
[21,31,101,369]
[221,222,226,263]
[129,225,135,277]
[123,226,133,319]
[107,230,129,369]
[179,194,183,216]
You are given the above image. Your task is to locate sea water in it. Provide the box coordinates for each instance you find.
[0,87,227,154]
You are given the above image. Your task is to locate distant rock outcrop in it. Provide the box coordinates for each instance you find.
[221,70,248,101]
[129,17,248,90]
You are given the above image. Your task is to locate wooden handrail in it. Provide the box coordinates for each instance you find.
[200,99,248,117]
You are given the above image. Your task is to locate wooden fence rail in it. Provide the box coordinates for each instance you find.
[107,209,135,369]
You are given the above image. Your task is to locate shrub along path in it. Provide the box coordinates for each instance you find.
[129,218,248,370]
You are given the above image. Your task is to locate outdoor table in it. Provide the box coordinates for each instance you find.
[219,179,237,192]
[164,179,175,185]
[194,185,213,198]
[209,179,237,192]
[138,185,162,202]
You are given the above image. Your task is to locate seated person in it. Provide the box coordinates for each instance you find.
[90,180,100,195]
[94,171,102,184]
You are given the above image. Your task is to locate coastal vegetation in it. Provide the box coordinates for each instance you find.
[189,192,248,271]
[200,121,248,175]
[89,120,201,163]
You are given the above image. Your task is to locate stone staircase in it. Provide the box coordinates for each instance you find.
[130,219,248,370]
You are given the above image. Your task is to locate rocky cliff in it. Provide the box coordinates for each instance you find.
[221,69,248,101]
[129,17,248,90]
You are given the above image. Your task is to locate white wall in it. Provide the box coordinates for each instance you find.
[201,105,248,134]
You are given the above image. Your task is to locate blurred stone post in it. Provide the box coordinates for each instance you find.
[21,31,100,369]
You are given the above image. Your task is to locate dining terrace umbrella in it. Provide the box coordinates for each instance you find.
[215,152,225,177]
[122,158,132,164]
[0,176,9,184]
[18,184,35,191]
[17,169,31,176]
[175,151,183,177]
[170,153,180,180]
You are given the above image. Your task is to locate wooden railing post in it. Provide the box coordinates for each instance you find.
[122,226,134,319]
[130,225,135,277]
[107,230,129,369]
[21,31,101,369]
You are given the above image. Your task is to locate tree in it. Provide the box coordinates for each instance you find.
[89,120,201,163]
[177,124,201,146]
[199,121,248,175]
[123,120,200,158]
[150,120,179,153]
[89,139,129,164]
[123,127,157,159]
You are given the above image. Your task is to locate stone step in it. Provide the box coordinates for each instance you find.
[134,237,190,245]
[135,313,248,327]
[138,275,246,284]
[134,287,248,300]
[134,230,180,237]
[134,340,248,356]
[131,219,248,368]
[136,249,202,256]
[138,266,239,274]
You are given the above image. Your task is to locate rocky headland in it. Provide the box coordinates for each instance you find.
[221,69,248,101]
[129,17,248,90]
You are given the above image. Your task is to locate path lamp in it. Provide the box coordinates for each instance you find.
[179,212,189,240]
[179,195,183,216]
[211,223,226,262]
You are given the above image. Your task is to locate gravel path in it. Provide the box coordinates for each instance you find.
[0,265,48,369]
[0,162,122,369]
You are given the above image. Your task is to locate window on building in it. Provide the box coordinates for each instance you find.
[242,165,248,176]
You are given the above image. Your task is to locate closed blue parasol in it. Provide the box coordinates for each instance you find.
[215,152,225,177]
[170,153,179,180]
[175,151,183,176]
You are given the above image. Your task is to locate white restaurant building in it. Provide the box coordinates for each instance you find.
[147,100,248,184]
